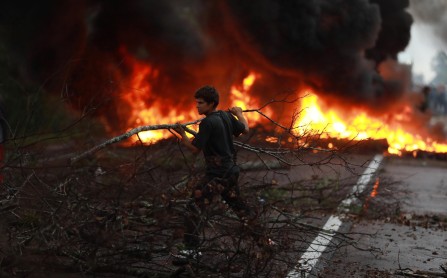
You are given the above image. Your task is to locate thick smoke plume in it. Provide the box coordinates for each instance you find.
[409,0,447,47]
[0,0,413,130]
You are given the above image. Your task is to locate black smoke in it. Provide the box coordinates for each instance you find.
[0,0,413,128]
[227,0,413,110]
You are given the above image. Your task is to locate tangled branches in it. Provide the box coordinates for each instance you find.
[0,100,380,276]
[0,151,362,277]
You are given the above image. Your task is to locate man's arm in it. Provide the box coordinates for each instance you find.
[173,125,201,154]
[229,107,249,134]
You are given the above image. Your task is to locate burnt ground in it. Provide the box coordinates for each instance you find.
[0,135,380,277]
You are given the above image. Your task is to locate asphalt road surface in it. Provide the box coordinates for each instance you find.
[295,154,447,277]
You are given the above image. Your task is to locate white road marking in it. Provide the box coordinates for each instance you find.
[287,154,384,278]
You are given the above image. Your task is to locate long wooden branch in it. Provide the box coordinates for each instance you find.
[70,120,201,164]
[71,106,280,164]
[70,101,317,165]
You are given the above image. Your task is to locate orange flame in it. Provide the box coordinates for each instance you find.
[119,50,447,153]
[122,58,272,143]
[363,178,380,212]
[370,178,380,198]
[230,72,273,124]
[295,92,447,155]
[121,57,196,143]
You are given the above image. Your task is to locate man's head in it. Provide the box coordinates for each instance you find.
[194,85,219,115]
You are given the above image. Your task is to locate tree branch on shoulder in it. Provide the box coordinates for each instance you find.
[70,97,335,165]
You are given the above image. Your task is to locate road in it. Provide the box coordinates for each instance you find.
[293,154,447,277]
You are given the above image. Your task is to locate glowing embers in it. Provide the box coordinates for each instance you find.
[370,178,380,198]
[295,92,447,155]
[363,178,380,213]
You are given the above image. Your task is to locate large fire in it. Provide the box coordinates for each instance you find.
[121,58,196,143]
[121,52,447,155]
[121,55,272,143]
[296,93,447,155]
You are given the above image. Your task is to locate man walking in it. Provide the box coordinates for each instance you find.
[174,85,252,258]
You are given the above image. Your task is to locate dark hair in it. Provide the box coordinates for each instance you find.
[194,85,219,108]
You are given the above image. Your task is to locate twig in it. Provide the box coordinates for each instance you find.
[441,264,447,274]
[395,269,447,277]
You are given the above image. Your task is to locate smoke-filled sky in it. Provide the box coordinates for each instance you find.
[0,0,426,129]
[399,0,447,83]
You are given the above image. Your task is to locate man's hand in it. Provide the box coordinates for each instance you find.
[229,106,243,116]
[173,123,200,154]
[173,123,187,138]
[229,106,249,134]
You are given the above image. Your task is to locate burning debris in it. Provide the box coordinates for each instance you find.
[2,0,447,154]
